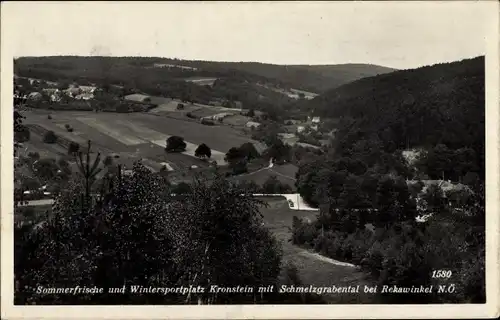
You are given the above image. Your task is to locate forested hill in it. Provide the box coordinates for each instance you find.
[306,56,485,152]
[14,56,395,94]
[199,62,396,93]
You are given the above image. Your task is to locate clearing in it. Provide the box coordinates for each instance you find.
[22,110,263,169]
[259,198,378,303]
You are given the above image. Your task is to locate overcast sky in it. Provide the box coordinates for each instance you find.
[2,1,494,69]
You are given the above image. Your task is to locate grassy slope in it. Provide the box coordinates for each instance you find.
[259,198,378,303]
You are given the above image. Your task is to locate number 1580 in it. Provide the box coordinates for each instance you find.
[432,270,452,278]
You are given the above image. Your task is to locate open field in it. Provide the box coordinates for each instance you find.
[184,77,218,86]
[223,114,252,126]
[259,199,377,303]
[22,109,263,168]
[149,99,201,114]
[230,166,297,191]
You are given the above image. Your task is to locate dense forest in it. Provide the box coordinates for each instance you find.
[196,61,396,93]
[299,56,485,179]
[291,56,486,303]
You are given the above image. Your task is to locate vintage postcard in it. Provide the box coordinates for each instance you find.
[1,1,499,319]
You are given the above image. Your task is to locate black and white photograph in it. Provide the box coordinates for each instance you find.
[1,1,499,319]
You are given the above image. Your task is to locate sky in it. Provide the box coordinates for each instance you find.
[1,1,495,70]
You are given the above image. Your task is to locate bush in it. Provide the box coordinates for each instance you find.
[27,152,40,161]
[47,115,52,120]
[43,131,58,144]
[201,118,215,126]
[67,127,74,132]
[177,103,185,110]
[103,155,113,166]
[165,136,187,152]
[172,182,192,194]
[67,142,80,155]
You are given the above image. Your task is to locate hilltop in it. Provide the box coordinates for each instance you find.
[301,56,484,161]
[13,56,394,102]
[194,61,396,93]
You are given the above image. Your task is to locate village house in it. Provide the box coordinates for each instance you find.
[311,116,321,124]
[245,121,261,129]
[75,93,95,100]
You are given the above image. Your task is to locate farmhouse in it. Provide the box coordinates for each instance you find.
[284,119,302,125]
[246,121,261,129]
[65,87,82,97]
[312,116,321,124]
[297,126,306,134]
[79,85,97,93]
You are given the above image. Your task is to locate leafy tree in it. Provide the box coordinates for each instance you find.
[177,103,185,110]
[264,139,291,164]
[262,175,292,194]
[103,155,114,167]
[225,147,247,174]
[165,136,187,152]
[239,142,260,161]
[14,125,30,143]
[15,149,283,304]
[33,158,59,182]
[171,182,192,194]
[43,131,58,144]
[421,183,446,214]
[195,143,211,159]
[373,176,416,228]
[28,152,40,161]
[67,142,80,156]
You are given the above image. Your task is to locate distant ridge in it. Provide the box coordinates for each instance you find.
[14,56,395,93]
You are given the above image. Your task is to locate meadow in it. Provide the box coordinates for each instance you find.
[22,109,263,169]
[258,198,378,303]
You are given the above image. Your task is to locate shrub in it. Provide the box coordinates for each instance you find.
[43,131,58,144]
[27,152,40,161]
[67,142,80,155]
[47,115,52,120]
[165,136,187,152]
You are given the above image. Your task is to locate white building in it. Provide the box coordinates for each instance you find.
[246,121,261,129]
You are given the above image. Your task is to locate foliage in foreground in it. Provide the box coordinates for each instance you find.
[14,146,323,304]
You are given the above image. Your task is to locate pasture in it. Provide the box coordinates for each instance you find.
[223,114,252,126]
[22,110,263,169]
[230,164,298,191]
[149,99,201,114]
